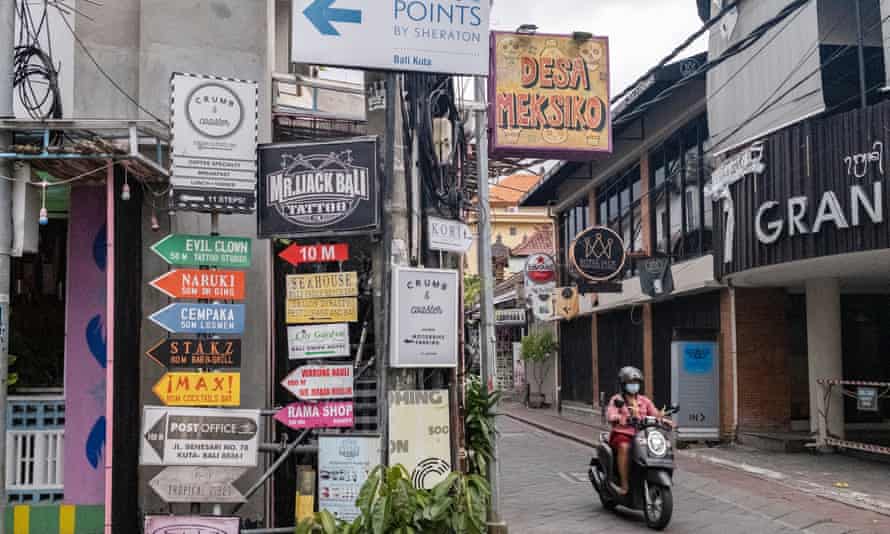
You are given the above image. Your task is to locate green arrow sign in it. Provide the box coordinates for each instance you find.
[151,234,252,268]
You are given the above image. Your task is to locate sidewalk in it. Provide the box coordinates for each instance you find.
[500,401,890,519]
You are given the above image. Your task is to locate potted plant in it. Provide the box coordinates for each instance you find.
[520,330,556,408]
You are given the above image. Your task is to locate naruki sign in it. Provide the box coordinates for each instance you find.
[146,338,242,369]
[152,372,241,407]
[151,234,251,268]
[150,269,246,300]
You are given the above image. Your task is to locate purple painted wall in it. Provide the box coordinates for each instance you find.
[64,186,107,505]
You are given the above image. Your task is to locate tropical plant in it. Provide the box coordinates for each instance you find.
[464,274,481,306]
[520,330,557,397]
[464,375,500,477]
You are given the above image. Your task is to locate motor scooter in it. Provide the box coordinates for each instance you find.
[588,400,678,530]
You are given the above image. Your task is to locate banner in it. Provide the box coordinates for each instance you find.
[318,435,381,521]
[388,390,451,489]
[391,268,458,368]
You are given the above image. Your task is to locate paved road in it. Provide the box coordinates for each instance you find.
[499,417,885,534]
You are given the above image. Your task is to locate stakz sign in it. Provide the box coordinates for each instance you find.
[258,137,381,238]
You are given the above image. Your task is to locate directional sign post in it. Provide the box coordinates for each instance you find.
[281,365,354,400]
[151,234,252,268]
[146,338,242,369]
[149,303,245,334]
[150,269,246,300]
[286,297,358,324]
[427,216,474,254]
[149,466,247,503]
[279,243,349,266]
[274,401,354,431]
[153,372,241,407]
[286,272,358,300]
[141,406,260,467]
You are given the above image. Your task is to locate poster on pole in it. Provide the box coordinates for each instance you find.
[288,323,350,360]
[388,390,451,489]
[318,435,381,521]
[390,267,458,368]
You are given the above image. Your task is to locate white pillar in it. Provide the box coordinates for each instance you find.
[805,279,845,441]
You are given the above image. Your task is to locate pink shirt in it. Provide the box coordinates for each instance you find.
[607,393,659,437]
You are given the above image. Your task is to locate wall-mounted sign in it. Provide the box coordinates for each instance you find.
[170,73,258,213]
[288,323,350,360]
[286,272,358,300]
[569,226,626,282]
[151,234,252,268]
[427,216,474,253]
[670,339,719,440]
[146,338,242,369]
[494,309,526,326]
[639,256,674,298]
[258,138,381,238]
[391,267,458,368]
[554,287,579,320]
[140,406,260,467]
[490,32,611,160]
[279,243,349,266]
[150,269,246,300]
[148,466,247,504]
[286,297,358,324]
[318,435,381,521]
[149,303,245,334]
[290,0,490,76]
[152,371,241,407]
[523,253,557,285]
[274,401,354,430]
[389,390,451,489]
[145,515,239,534]
[281,365,354,400]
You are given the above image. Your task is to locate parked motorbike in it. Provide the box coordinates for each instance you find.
[588,401,679,530]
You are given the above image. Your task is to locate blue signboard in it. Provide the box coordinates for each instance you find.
[671,339,719,441]
[682,343,714,374]
[149,303,245,334]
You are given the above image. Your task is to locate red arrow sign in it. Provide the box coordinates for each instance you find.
[279,243,348,266]
[150,269,246,300]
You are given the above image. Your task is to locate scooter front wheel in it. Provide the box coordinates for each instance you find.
[644,484,672,530]
[592,464,617,511]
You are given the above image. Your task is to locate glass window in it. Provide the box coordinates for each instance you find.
[510,227,517,236]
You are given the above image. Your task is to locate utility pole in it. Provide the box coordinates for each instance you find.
[854,0,868,110]
[474,77,505,534]
[0,0,15,531]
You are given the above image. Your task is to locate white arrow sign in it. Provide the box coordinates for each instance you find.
[281,364,354,400]
[149,466,247,503]
[427,216,474,254]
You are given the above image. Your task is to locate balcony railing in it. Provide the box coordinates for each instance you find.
[5,394,65,503]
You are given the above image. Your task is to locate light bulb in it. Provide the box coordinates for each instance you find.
[121,182,131,201]
[39,207,48,225]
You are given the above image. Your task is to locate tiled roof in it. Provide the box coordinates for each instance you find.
[488,174,541,206]
[511,225,554,256]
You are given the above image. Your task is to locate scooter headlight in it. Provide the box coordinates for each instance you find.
[647,430,668,457]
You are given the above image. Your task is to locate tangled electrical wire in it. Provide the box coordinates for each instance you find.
[14,0,63,120]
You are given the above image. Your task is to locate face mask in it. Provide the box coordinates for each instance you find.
[625,383,640,395]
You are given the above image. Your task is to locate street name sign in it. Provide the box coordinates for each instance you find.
[286,297,358,324]
[140,406,260,467]
[146,338,242,369]
[427,216,474,253]
[149,303,245,334]
[281,365,354,400]
[152,371,241,407]
[287,323,350,360]
[150,269,246,300]
[286,272,358,300]
[148,466,247,503]
[274,400,354,431]
[151,234,252,268]
[290,0,490,76]
[279,243,349,266]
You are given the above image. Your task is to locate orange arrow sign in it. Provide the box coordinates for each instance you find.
[150,269,246,300]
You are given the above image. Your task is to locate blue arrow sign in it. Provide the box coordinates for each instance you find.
[149,303,245,335]
[304,0,362,36]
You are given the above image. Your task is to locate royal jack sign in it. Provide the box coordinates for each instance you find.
[258,137,381,238]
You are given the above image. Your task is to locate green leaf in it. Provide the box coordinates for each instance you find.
[319,510,338,534]
[372,495,390,534]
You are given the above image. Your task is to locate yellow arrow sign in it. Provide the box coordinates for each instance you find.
[152,372,241,407]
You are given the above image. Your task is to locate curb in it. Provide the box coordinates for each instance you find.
[500,411,598,449]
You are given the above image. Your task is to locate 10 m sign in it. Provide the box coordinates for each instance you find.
[279,243,349,266]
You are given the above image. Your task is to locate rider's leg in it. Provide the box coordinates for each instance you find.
[616,442,630,495]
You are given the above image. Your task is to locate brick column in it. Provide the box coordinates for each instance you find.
[642,303,654,397]
[719,288,736,440]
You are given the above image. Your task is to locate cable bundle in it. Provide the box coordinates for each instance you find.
[14,0,63,119]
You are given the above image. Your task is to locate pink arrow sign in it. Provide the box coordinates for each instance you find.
[273,401,354,431]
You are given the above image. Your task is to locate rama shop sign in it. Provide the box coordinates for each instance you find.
[391,267,458,368]
[274,400,354,431]
[288,323,350,360]
[145,515,239,534]
[281,365,354,400]
[170,73,258,213]
[389,390,451,489]
[258,137,380,238]
[286,272,358,300]
[570,226,626,282]
[490,32,611,160]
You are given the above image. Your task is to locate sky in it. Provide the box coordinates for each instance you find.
[490,0,708,95]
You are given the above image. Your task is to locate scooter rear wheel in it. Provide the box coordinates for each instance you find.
[644,484,672,530]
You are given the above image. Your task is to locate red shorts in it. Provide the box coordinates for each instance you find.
[609,432,633,448]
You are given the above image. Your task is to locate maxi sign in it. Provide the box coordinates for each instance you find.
[291,0,490,76]
[152,372,241,407]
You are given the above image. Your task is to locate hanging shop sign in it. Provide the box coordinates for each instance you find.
[148,466,247,504]
[290,0,490,76]
[639,255,674,298]
[569,226,626,282]
[391,267,458,368]
[288,323,350,360]
[146,338,242,369]
[170,73,258,213]
[489,32,611,160]
[286,272,358,300]
[318,435,381,521]
[554,287,579,320]
[140,406,260,467]
[670,338,720,440]
[152,372,241,407]
[151,234,252,268]
[388,390,451,489]
[258,137,381,238]
[523,253,557,285]
[529,291,556,322]
[281,365,354,400]
[145,515,239,534]
[494,309,526,326]
[279,243,349,266]
[427,216,474,253]
[149,303,245,334]
[286,297,358,324]
[274,400,355,431]
[150,269,246,300]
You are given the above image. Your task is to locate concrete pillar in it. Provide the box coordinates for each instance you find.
[643,304,654,397]
[805,279,845,440]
